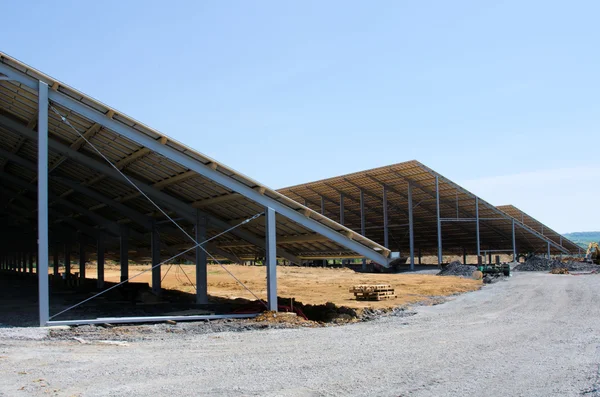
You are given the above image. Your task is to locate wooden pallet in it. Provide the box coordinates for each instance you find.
[354,292,397,301]
[351,284,396,301]
[350,284,393,293]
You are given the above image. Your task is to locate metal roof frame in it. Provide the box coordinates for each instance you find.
[0,52,392,326]
[279,160,576,266]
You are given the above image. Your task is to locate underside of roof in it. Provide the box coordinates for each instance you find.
[497,205,581,253]
[278,161,577,256]
[0,52,391,265]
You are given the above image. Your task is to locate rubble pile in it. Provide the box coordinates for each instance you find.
[437,261,477,278]
[514,256,598,272]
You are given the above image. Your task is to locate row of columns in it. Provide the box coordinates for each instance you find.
[315,174,528,267]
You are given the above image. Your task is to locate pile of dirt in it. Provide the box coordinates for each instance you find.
[514,256,598,272]
[254,311,316,326]
[438,261,477,278]
[550,268,569,275]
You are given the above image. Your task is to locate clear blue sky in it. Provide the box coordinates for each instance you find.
[1,1,598,233]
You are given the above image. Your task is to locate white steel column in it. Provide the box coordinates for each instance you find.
[151,220,161,295]
[195,211,208,304]
[64,243,71,276]
[78,234,86,281]
[97,233,105,289]
[120,225,129,282]
[383,185,389,249]
[512,219,517,261]
[408,182,415,270]
[475,196,481,258]
[435,176,442,265]
[360,189,366,271]
[53,246,59,277]
[38,80,49,326]
[265,207,277,311]
[339,193,345,225]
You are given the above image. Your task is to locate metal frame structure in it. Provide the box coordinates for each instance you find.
[0,52,391,326]
[279,161,579,266]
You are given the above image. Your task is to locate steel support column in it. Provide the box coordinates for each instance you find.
[360,189,366,271]
[97,234,105,289]
[78,234,86,281]
[408,182,415,270]
[150,220,161,295]
[28,252,33,273]
[475,196,481,257]
[512,219,517,261]
[383,185,389,249]
[547,241,551,258]
[37,80,49,326]
[120,225,129,283]
[53,247,59,277]
[195,211,208,304]
[64,243,71,276]
[265,207,277,311]
[463,247,467,265]
[339,193,345,225]
[435,176,442,265]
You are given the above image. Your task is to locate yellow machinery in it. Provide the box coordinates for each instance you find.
[585,242,600,265]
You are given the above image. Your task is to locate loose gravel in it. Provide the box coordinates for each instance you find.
[437,260,477,277]
[514,256,599,272]
[2,273,600,396]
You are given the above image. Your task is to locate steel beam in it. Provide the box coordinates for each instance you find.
[47,313,259,326]
[78,234,86,280]
[339,192,344,225]
[53,246,59,277]
[360,189,366,271]
[64,243,71,276]
[97,233,105,289]
[120,225,129,282]
[435,176,442,265]
[512,219,517,261]
[53,176,152,229]
[475,197,481,257]
[0,68,390,264]
[383,185,389,248]
[415,163,569,254]
[0,120,305,265]
[38,80,49,326]
[195,211,208,304]
[265,207,277,311]
[408,182,415,270]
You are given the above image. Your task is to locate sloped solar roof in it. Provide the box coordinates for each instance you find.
[279,161,576,256]
[497,205,581,253]
[0,52,391,264]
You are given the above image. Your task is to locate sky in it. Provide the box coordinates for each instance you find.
[1,1,598,233]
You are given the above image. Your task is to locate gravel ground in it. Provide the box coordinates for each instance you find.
[514,256,599,272]
[1,272,600,396]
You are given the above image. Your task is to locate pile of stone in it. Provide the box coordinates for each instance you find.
[437,261,477,277]
[514,256,598,272]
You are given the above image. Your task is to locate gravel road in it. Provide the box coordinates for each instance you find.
[1,272,600,396]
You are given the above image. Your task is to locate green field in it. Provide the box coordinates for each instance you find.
[563,232,600,249]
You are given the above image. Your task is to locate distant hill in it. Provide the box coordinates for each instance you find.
[563,232,600,248]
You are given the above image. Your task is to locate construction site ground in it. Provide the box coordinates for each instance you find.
[1,271,599,396]
[102,263,482,310]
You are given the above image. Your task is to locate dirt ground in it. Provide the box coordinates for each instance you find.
[100,263,481,309]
